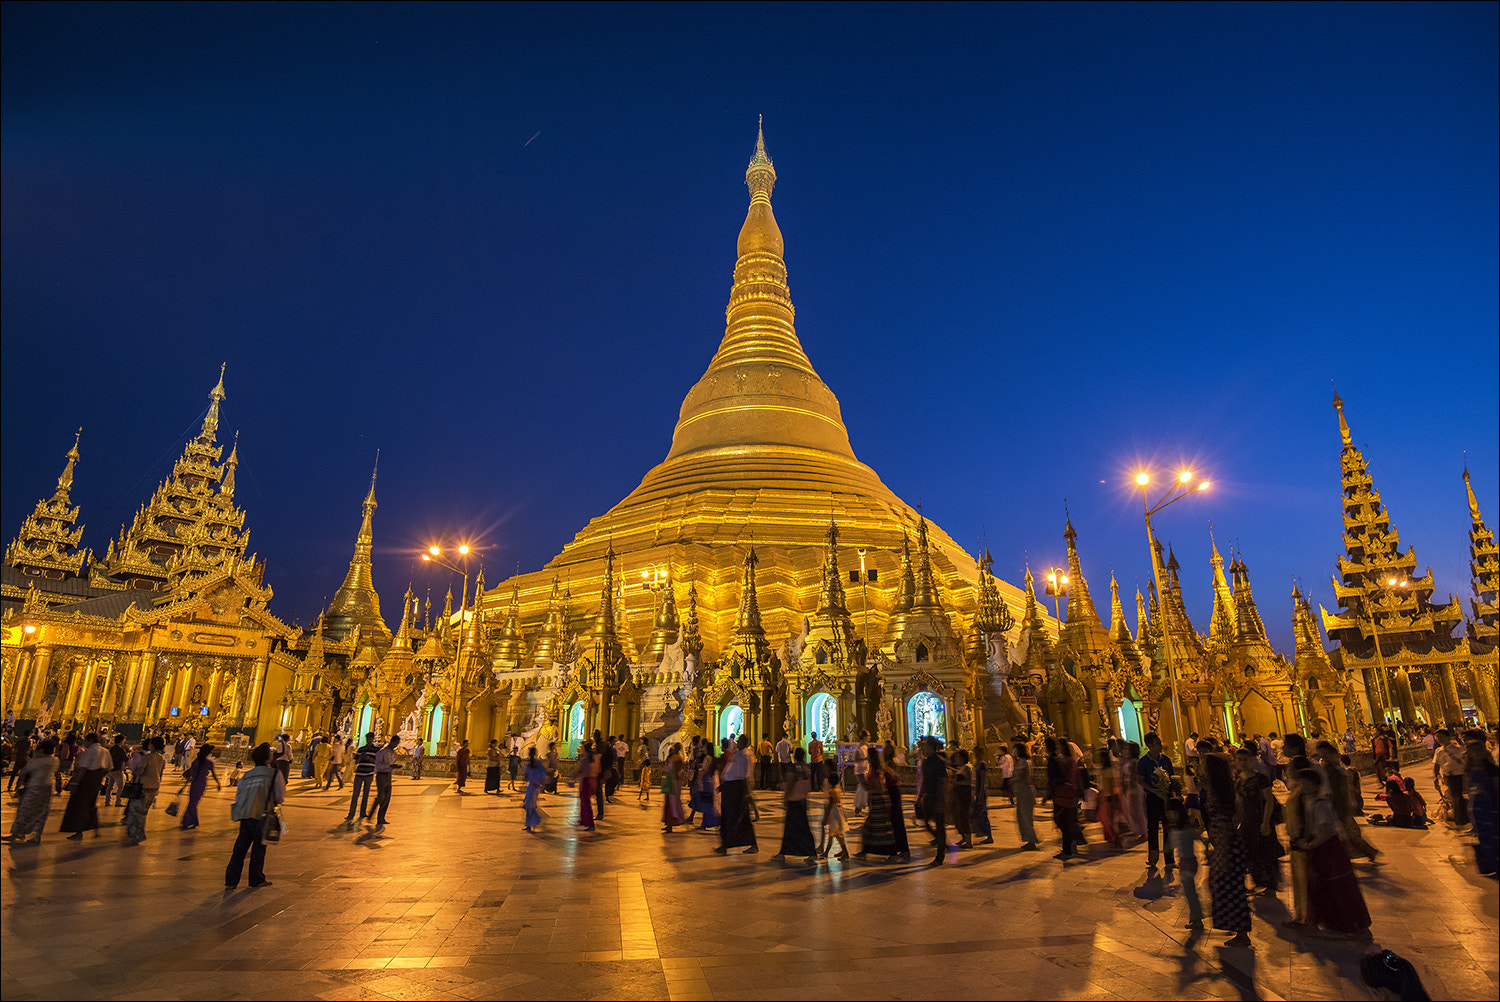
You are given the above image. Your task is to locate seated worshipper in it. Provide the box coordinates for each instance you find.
[1368,777,1427,828]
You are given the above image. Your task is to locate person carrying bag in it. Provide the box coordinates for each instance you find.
[225,743,285,890]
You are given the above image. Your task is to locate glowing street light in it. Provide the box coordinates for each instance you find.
[1044,569,1069,623]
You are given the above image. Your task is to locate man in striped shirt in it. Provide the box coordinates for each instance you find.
[345,732,379,825]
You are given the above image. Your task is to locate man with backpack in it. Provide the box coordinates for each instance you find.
[225,742,284,890]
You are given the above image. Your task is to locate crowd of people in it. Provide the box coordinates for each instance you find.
[3,717,1496,937]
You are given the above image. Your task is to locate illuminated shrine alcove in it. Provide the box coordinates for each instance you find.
[806,692,837,743]
[907,690,946,744]
[719,704,745,743]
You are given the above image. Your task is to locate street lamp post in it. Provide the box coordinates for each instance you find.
[1044,569,1069,624]
[1137,469,1211,763]
[422,542,477,753]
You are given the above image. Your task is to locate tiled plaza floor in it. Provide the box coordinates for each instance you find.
[2,771,1495,1001]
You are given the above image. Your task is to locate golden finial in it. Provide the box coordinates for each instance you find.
[201,363,228,441]
[1332,383,1351,446]
[1465,462,1482,518]
[745,114,776,204]
[54,428,82,498]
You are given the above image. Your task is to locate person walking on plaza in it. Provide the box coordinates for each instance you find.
[775,732,793,783]
[637,739,653,804]
[998,744,1015,807]
[225,743,284,890]
[817,774,849,860]
[857,746,898,858]
[1294,767,1372,939]
[409,739,424,780]
[1373,727,1394,783]
[660,742,685,832]
[1465,732,1498,875]
[7,731,33,793]
[324,735,346,790]
[373,735,400,827]
[696,744,721,831]
[715,734,758,855]
[757,734,774,791]
[951,748,975,850]
[271,733,293,784]
[484,739,502,795]
[920,736,949,865]
[60,732,109,840]
[312,734,331,785]
[1169,794,1205,931]
[882,746,911,859]
[1203,752,1252,948]
[508,741,522,792]
[455,739,471,793]
[103,733,128,807]
[54,731,78,795]
[808,732,825,792]
[971,746,994,845]
[852,731,870,815]
[593,730,613,818]
[345,732,378,824]
[775,747,817,863]
[1234,746,1282,894]
[576,740,598,830]
[179,744,221,830]
[1119,741,1146,838]
[1434,729,1470,829]
[125,737,167,845]
[1139,733,1177,869]
[6,739,58,845]
[522,747,546,832]
[1313,741,1380,860]
[1050,739,1083,861]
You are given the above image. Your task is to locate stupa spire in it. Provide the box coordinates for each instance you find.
[1231,552,1269,643]
[652,119,860,470]
[532,575,564,662]
[818,518,849,618]
[911,516,942,611]
[736,546,765,640]
[493,581,527,662]
[200,363,227,443]
[326,460,390,650]
[55,428,81,502]
[1208,536,1238,653]
[220,434,239,498]
[894,532,916,614]
[644,569,680,665]
[682,578,704,659]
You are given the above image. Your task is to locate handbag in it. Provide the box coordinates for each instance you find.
[261,806,283,843]
[122,780,144,799]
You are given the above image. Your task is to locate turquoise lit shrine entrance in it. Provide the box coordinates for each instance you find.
[907,690,947,744]
[805,692,837,742]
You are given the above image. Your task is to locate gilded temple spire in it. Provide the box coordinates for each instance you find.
[56,429,81,501]
[682,578,704,660]
[1231,552,1269,643]
[5,429,89,578]
[1060,513,1110,666]
[594,544,618,639]
[325,460,391,651]
[1466,466,1499,645]
[200,362,227,444]
[736,546,766,640]
[894,532,916,615]
[220,435,239,498]
[492,581,528,662]
[1208,536,1239,653]
[1322,394,1462,656]
[532,575,564,662]
[911,516,942,611]
[818,518,849,618]
[392,585,415,651]
[643,568,680,665]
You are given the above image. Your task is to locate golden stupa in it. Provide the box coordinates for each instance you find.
[477,122,1026,658]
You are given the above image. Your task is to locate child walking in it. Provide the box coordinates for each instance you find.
[819,778,849,860]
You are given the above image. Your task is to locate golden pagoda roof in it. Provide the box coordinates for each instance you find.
[326,461,392,652]
[470,123,1032,661]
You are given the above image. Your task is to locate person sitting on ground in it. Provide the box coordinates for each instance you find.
[1369,777,1426,828]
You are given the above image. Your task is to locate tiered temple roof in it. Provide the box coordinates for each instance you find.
[5,430,89,582]
[1321,393,1463,654]
[1467,468,1498,647]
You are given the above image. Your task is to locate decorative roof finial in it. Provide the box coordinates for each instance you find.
[1332,383,1351,446]
[745,115,776,204]
[201,363,227,442]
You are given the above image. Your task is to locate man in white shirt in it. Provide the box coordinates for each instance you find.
[714,735,758,855]
[775,734,793,783]
[998,747,1015,806]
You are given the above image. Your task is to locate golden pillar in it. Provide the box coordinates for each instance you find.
[1471,665,1499,725]
[22,645,53,717]
[1436,665,1464,727]
[1391,668,1418,724]
[6,650,33,718]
